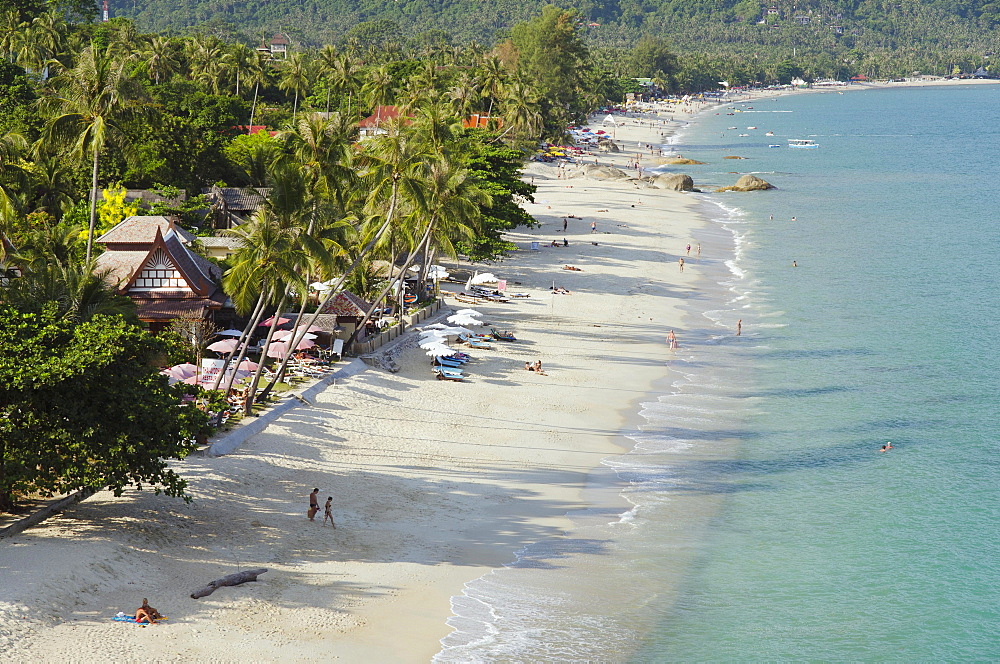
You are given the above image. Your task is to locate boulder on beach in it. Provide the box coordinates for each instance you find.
[597,137,621,153]
[570,164,631,180]
[723,155,747,159]
[715,174,775,192]
[648,173,695,191]
[659,157,706,165]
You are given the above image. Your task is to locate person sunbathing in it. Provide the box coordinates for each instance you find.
[550,240,561,247]
[563,265,582,271]
[533,360,547,375]
[135,598,162,623]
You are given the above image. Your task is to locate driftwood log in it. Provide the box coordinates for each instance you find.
[190,568,268,599]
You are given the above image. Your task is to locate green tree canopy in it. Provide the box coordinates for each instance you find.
[0,306,207,511]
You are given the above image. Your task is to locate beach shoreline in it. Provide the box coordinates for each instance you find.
[0,112,715,661]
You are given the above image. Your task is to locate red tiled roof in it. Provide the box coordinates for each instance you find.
[319,291,372,317]
[359,106,403,128]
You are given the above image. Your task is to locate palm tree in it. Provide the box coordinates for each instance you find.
[27,154,76,218]
[246,50,271,132]
[479,56,507,117]
[223,43,256,97]
[219,206,308,412]
[278,52,310,121]
[9,221,84,271]
[40,44,146,262]
[362,64,394,111]
[142,35,177,85]
[499,78,543,142]
[350,156,487,338]
[16,9,65,79]
[2,260,137,323]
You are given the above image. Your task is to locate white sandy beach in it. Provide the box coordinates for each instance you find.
[1,113,725,662]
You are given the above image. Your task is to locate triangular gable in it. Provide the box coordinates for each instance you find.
[122,227,211,296]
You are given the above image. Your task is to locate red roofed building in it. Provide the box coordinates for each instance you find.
[358,106,407,137]
[462,114,503,129]
[318,290,373,338]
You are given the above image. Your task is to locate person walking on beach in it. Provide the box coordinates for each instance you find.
[308,488,320,521]
[678,257,684,272]
[686,243,691,256]
[323,496,336,528]
[591,220,597,233]
[736,319,742,336]
[563,218,568,232]
[667,330,678,349]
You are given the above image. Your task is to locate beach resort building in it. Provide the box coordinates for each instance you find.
[94,215,230,331]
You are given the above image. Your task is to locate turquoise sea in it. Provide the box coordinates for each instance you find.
[437,85,1000,661]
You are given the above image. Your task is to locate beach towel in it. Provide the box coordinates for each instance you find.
[112,612,167,624]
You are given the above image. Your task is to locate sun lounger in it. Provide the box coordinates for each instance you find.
[436,372,463,381]
[433,366,464,377]
[435,358,465,368]
[491,328,517,342]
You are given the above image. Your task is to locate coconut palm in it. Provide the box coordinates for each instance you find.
[245,50,272,132]
[350,156,487,338]
[224,43,255,97]
[40,44,147,262]
[219,206,308,412]
[2,260,137,323]
[278,52,310,120]
[362,64,394,111]
[142,35,177,85]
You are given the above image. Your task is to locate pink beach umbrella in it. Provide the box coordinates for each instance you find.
[237,359,259,371]
[207,339,239,353]
[261,315,291,327]
[293,338,316,350]
[164,363,198,379]
[266,342,291,359]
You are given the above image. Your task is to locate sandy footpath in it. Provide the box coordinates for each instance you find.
[0,117,705,662]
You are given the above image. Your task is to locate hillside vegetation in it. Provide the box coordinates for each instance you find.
[108,0,1000,76]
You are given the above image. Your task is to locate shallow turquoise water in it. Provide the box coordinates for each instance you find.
[639,85,1000,660]
[436,86,1000,662]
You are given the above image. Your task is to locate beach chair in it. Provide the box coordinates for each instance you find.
[491,328,517,342]
[434,357,465,368]
[433,366,465,378]
[436,371,463,382]
[464,339,493,349]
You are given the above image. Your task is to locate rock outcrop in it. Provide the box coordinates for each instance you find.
[715,174,775,192]
[597,136,621,152]
[659,157,706,165]
[648,173,696,191]
[723,155,747,159]
[569,164,631,180]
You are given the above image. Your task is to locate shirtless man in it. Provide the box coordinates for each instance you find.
[308,488,320,520]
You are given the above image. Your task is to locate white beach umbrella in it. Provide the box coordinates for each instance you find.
[439,326,472,336]
[424,343,455,357]
[470,272,497,284]
[419,337,449,350]
[423,323,451,330]
[454,309,483,317]
[447,314,484,326]
[218,329,243,337]
[419,330,449,340]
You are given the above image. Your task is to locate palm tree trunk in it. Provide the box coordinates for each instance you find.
[293,177,402,344]
[257,290,310,401]
[249,81,260,133]
[348,216,437,346]
[85,147,99,262]
[211,292,266,391]
[293,89,299,120]
[244,292,288,416]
